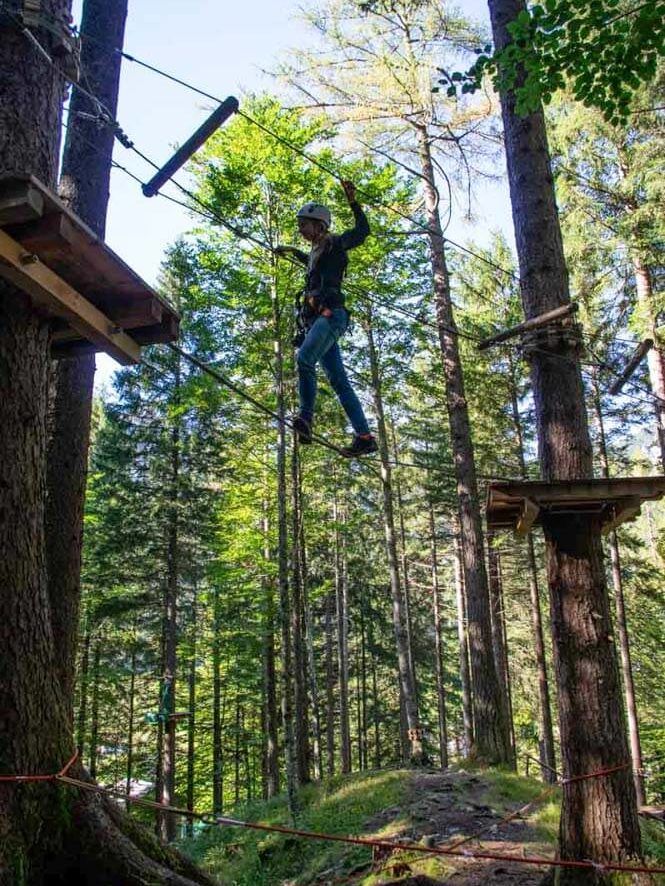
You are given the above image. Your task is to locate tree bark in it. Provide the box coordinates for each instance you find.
[157,355,181,843]
[301,533,323,781]
[89,638,102,780]
[590,367,646,806]
[126,639,137,813]
[185,595,197,836]
[429,500,448,768]
[486,535,515,763]
[212,587,224,815]
[453,528,474,756]
[333,490,352,774]
[365,317,423,763]
[261,499,280,798]
[359,585,369,771]
[47,0,128,725]
[291,441,310,784]
[391,422,418,703]
[507,352,557,781]
[325,590,336,778]
[77,629,92,759]
[416,125,512,764]
[633,257,665,472]
[0,5,216,879]
[369,602,381,770]
[271,279,298,819]
[487,0,642,874]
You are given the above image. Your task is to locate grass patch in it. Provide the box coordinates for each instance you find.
[641,818,665,865]
[179,769,408,886]
[481,768,558,813]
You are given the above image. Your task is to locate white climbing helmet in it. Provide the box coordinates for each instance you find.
[297,202,331,229]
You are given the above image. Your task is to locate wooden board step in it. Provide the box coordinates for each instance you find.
[0,174,180,364]
[486,476,665,538]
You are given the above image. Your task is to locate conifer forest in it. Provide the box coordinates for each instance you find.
[0,0,664,884]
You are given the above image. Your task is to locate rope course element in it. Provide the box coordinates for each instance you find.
[166,344,352,462]
[46,10,665,423]
[45,17,524,285]
[0,751,78,783]
[10,770,663,878]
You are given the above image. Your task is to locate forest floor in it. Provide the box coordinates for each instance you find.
[180,766,665,885]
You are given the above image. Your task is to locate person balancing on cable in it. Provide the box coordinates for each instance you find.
[275,180,378,458]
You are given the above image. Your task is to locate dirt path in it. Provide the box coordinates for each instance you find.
[355,770,553,885]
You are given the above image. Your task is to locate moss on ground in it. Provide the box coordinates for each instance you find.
[179,769,407,885]
[178,767,665,886]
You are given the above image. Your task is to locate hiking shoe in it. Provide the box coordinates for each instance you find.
[341,434,378,458]
[292,414,313,444]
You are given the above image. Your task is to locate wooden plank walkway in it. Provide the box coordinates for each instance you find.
[486,477,665,538]
[0,174,179,364]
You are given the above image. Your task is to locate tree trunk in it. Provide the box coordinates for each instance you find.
[234,698,241,805]
[429,500,448,768]
[359,586,369,771]
[391,422,418,703]
[325,590,336,778]
[369,605,381,770]
[185,597,197,836]
[507,352,557,781]
[271,280,298,819]
[301,535,323,781]
[77,629,92,758]
[89,638,102,780]
[416,125,511,764]
[0,0,83,875]
[486,535,515,763]
[590,368,646,806]
[365,317,423,763]
[157,356,181,843]
[261,499,280,798]
[333,490,352,774]
[212,587,224,814]
[453,529,474,756]
[291,440,310,784]
[633,258,665,472]
[0,7,216,878]
[487,0,642,874]
[47,0,128,726]
[126,637,137,813]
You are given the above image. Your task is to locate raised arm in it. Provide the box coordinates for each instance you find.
[339,180,370,250]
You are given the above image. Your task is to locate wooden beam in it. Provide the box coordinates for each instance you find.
[0,180,44,226]
[478,303,578,352]
[608,339,654,395]
[50,298,164,341]
[602,498,642,536]
[515,497,540,538]
[489,476,665,504]
[0,229,140,365]
[142,97,239,197]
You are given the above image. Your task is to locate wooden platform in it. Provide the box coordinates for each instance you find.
[486,476,665,538]
[0,175,180,365]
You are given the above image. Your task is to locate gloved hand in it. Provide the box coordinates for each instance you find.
[341,179,357,204]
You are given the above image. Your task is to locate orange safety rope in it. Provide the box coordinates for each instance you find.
[0,751,78,783]
[50,771,665,877]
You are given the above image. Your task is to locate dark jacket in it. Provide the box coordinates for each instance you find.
[291,201,370,319]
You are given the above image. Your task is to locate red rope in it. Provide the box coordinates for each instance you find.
[207,816,665,875]
[0,751,78,783]
[7,760,664,876]
[562,762,631,785]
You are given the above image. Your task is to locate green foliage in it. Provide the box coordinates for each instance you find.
[444,0,665,123]
[181,769,406,885]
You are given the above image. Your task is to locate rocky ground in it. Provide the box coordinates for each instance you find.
[340,770,554,885]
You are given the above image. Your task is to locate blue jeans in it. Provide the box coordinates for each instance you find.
[297,309,371,435]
